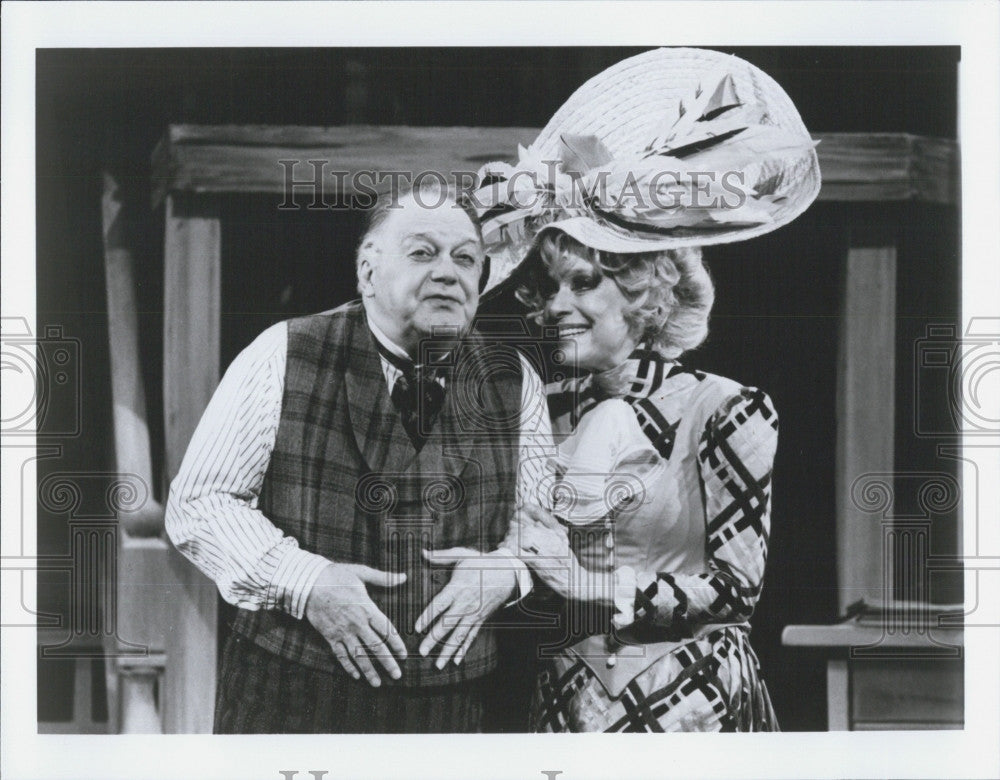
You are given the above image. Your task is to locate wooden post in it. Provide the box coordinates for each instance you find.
[835,245,897,614]
[826,659,850,731]
[120,671,161,733]
[102,171,169,733]
[161,193,221,734]
[102,172,158,529]
[163,193,221,479]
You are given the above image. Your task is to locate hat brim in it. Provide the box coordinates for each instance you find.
[536,216,711,254]
[482,217,701,301]
[478,47,822,297]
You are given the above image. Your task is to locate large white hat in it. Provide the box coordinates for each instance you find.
[477,47,821,296]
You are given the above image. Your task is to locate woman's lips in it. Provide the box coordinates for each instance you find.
[558,325,590,337]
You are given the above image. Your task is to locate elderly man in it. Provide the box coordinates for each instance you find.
[165,182,551,733]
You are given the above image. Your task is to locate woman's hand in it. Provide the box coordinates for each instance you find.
[514,503,572,558]
[511,503,608,602]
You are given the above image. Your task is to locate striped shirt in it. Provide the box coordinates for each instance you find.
[165,319,554,619]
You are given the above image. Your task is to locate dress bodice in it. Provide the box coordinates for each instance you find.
[552,361,744,578]
[543,348,779,699]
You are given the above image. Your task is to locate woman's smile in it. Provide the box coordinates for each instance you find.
[543,252,639,372]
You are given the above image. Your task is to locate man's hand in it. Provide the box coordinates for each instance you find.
[415,548,518,668]
[304,562,408,687]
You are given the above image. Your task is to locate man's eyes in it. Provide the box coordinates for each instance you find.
[408,246,479,267]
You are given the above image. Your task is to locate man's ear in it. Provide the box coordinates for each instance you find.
[356,240,378,298]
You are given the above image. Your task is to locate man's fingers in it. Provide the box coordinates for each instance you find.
[351,564,407,589]
[358,627,402,680]
[417,592,458,658]
[422,546,478,565]
[415,587,453,636]
[454,622,482,666]
[417,631,436,660]
[350,645,382,687]
[370,612,408,661]
[434,617,475,669]
[331,641,361,681]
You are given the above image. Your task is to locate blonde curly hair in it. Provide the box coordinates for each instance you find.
[516,231,714,359]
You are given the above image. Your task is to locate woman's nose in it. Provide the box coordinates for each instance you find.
[545,284,573,320]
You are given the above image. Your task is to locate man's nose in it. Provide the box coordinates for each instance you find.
[429,255,459,283]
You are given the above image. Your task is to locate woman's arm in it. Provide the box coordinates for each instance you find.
[511,504,633,615]
[622,388,779,640]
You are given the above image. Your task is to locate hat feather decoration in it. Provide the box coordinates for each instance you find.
[476,48,822,296]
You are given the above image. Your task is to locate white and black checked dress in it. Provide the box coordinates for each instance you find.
[531,349,779,732]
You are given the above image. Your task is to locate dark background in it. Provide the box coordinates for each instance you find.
[36,46,960,730]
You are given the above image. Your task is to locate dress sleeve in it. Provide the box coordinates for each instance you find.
[622,388,778,640]
[164,321,332,619]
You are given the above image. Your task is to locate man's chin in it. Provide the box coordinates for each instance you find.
[415,310,473,339]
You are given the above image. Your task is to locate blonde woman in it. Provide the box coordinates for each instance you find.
[475,47,820,731]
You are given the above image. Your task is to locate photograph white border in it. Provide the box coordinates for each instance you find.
[3,2,998,779]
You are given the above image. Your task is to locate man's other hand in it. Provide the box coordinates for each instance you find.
[305,563,408,687]
[415,548,517,668]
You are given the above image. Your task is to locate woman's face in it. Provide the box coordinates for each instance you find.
[542,249,640,372]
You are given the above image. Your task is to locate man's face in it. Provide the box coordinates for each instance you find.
[359,194,484,354]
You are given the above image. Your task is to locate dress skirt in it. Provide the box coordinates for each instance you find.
[530,626,778,732]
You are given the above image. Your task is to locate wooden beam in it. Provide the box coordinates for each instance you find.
[911,135,960,204]
[151,126,958,206]
[782,621,964,648]
[161,192,221,734]
[835,245,896,615]
[152,125,540,207]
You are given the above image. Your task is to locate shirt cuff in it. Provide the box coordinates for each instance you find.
[268,546,333,619]
[490,546,534,604]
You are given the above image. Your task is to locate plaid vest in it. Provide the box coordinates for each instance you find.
[232,302,523,687]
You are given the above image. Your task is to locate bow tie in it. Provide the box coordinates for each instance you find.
[390,369,446,449]
[374,338,448,450]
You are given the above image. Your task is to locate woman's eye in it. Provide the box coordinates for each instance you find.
[570,274,598,292]
[455,254,476,267]
[409,247,433,260]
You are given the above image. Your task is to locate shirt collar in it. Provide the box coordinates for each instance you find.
[366,314,413,363]
[365,312,449,391]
